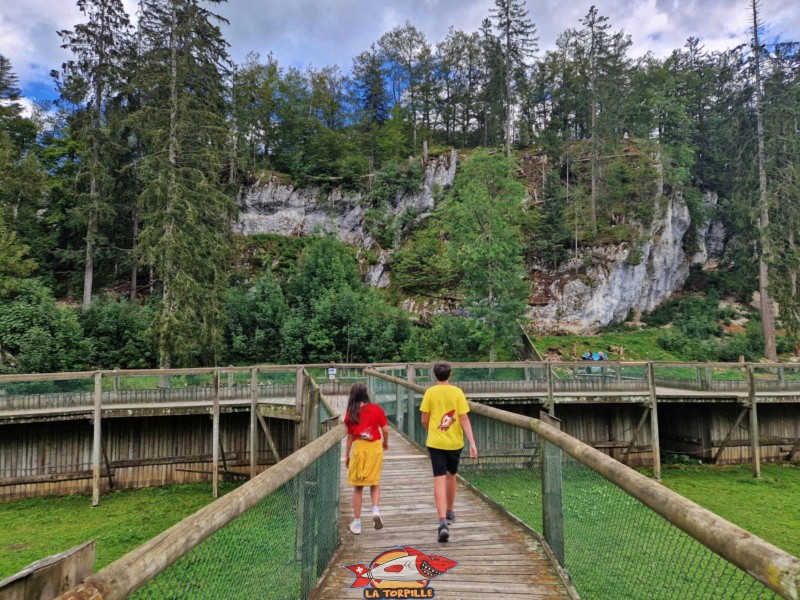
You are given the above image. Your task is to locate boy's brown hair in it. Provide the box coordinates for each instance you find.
[433,362,452,382]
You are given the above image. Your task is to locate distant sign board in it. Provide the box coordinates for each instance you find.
[328,367,337,380]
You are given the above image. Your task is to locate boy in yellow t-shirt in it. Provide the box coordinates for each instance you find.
[420,362,478,543]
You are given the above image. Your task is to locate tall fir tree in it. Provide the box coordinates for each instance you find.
[133,0,235,367]
[749,0,778,360]
[55,0,132,309]
[489,0,538,155]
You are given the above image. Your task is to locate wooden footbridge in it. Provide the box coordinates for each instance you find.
[315,396,575,599]
[2,362,800,599]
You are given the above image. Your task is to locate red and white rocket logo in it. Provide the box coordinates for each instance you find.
[437,410,456,432]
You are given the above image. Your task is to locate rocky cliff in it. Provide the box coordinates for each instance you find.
[235,151,724,334]
[235,150,458,287]
[527,190,725,334]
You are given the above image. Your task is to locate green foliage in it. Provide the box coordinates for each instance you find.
[223,271,287,365]
[444,150,529,360]
[389,225,458,295]
[534,170,570,267]
[402,315,486,362]
[360,159,424,249]
[0,280,94,373]
[80,297,157,369]
[0,215,36,298]
[278,236,412,363]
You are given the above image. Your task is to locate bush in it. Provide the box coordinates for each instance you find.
[0,280,94,373]
[81,297,157,369]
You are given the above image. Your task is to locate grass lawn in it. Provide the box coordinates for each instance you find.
[0,483,240,579]
[533,328,680,361]
[656,463,800,557]
[462,462,799,600]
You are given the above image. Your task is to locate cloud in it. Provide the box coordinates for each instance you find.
[1,0,797,102]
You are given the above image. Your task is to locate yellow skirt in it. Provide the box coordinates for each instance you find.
[348,439,384,487]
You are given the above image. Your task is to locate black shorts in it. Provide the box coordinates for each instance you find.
[427,446,463,477]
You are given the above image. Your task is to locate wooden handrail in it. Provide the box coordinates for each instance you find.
[364,369,800,600]
[57,424,346,600]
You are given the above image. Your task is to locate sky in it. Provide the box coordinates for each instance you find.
[2,0,799,107]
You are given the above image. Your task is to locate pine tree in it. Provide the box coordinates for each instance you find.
[56,0,131,309]
[489,0,538,155]
[444,150,529,361]
[133,0,235,367]
[536,170,570,268]
[750,0,777,361]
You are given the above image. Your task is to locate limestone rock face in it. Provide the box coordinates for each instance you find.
[527,190,725,334]
[234,150,457,286]
[236,149,725,333]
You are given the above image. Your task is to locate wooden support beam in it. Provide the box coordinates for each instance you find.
[91,372,102,507]
[101,436,114,490]
[250,367,258,479]
[647,363,661,480]
[212,370,220,498]
[256,410,282,462]
[622,407,650,466]
[787,438,800,462]
[747,364,761,478]
[712,407,749,464]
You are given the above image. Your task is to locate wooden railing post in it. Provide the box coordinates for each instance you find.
[295,366,305,451]
[747,364,761,478]
[250,367,259,479]
[212,369,220,498]
[540,411,565,566]
[92,372,102,507]
[407,365,416,442]
[647,362,661,481]
[546,363,554,415]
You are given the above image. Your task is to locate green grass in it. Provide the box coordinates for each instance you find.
[0,483,240,579]
[533,329,680,361]
[462,462,799,599]
[656,463,800,557]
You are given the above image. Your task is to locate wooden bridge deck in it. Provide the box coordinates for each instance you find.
[313,400,574,599]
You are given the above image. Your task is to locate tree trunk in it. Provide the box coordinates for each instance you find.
[130,208,138,300]
[752,0,778,361]
[82,212,96,310]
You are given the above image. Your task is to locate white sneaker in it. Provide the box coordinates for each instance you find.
[349,520,361,535]
[373,512,384,530]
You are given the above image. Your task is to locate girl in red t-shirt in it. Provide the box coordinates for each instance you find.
[344,383,388,534]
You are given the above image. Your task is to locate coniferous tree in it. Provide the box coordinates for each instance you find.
[55,0,131,309]
[489,0,538,155]
[444,151,529,361]
[749,0,778,361]
[133,0,235,367]
[536,170,570,268]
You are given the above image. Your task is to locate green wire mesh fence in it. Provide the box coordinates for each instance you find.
[367,371,787,600]
[133,442,341,600]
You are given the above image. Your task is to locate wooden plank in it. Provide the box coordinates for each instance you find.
[0,541,95,599]
[313,422,572,600]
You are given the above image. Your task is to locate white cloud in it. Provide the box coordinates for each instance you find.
[1,0,797,101]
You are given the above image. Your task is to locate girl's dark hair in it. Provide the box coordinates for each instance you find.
[346,383,371,425]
